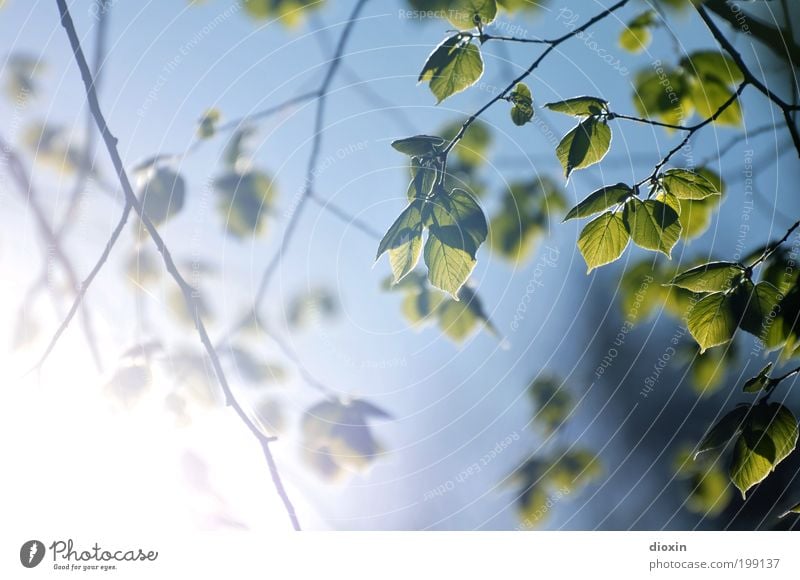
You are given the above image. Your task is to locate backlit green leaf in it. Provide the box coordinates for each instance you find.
[668,262,745,293]
[619,10,655,54]
[696,406,749,457]
[424,188,488,297]
[577,211,629,272]
[544,96,608,117]
[377,199,425,284]
[661,168,720,200]
[743,362,774,393]
[446,0,498,29]
[563,183,632,221]
[623,198,681,257]
[730,403,798,497]
[419,34,484,103]
[392,135,445,157]
[556,116,612,179]
[687,292,738,352]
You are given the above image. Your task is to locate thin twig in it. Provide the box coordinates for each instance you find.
[254,0,370,304]
[636,82,748,188]
[696,5,800,157]
[441,0,631,156]
[53,0,301,531]
[1,136,103,370]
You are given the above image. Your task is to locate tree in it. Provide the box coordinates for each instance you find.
[3,0,800,530]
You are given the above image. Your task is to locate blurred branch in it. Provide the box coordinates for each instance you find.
[0,135,103,370]
[697,5,800,158]
[53,0,301,531]
[309,13,417,135]
[703,0,800,67]
[216,0,371,401]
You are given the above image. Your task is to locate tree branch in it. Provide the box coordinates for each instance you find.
[696,4,800,158]
[53,0,301,531]
[441,0,631,156]
[1,136,103,370]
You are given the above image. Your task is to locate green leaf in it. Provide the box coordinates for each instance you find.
[668,262,745,293]
[577,211,629,273]
[424,188,488,297]
[743,362,774,393]
[696,406,749,457]
[730,403,798,498]
[780,501,800,518]
[419,34,484,103]
[392,135,445,157]
[694,407,749,459]
[241,0,325,27]
[689,76,742,126]
[509,82,533,126]
[440,120,491,168]
[555,116,612,179]
[682,50,744,85]
[622,198,682,257]
[660,168,720,200]
[139,167,186,224]
[544,96,608,117]
[563,183,632,221]
[197,108,221,139]
[736,281,782,337]
[687,292,738,352]
[633,67,693,128]
[619,10,655,54]
[408,158,438,200]
[446,0,498,29]
[529,377,572,435]
[437,285,492,341]
[213,170,276,238]
[377,200,425,284]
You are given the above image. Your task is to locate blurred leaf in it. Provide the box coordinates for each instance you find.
[288,287,338,329]
[619,10,655,54]
[213,169,276,238]
[197,108,221,139]
[240,0,325,26]
[301,398,390,480]
[440,120,492,168]
[529,377,572,434]
[137,167,186,224]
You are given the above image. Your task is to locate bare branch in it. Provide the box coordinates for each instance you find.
[696,4,800,158]
[1,135,103,370]
[441,0,631,156]
[54,0,301,531]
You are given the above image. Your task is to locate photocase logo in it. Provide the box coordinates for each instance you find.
[20,540,46,568]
